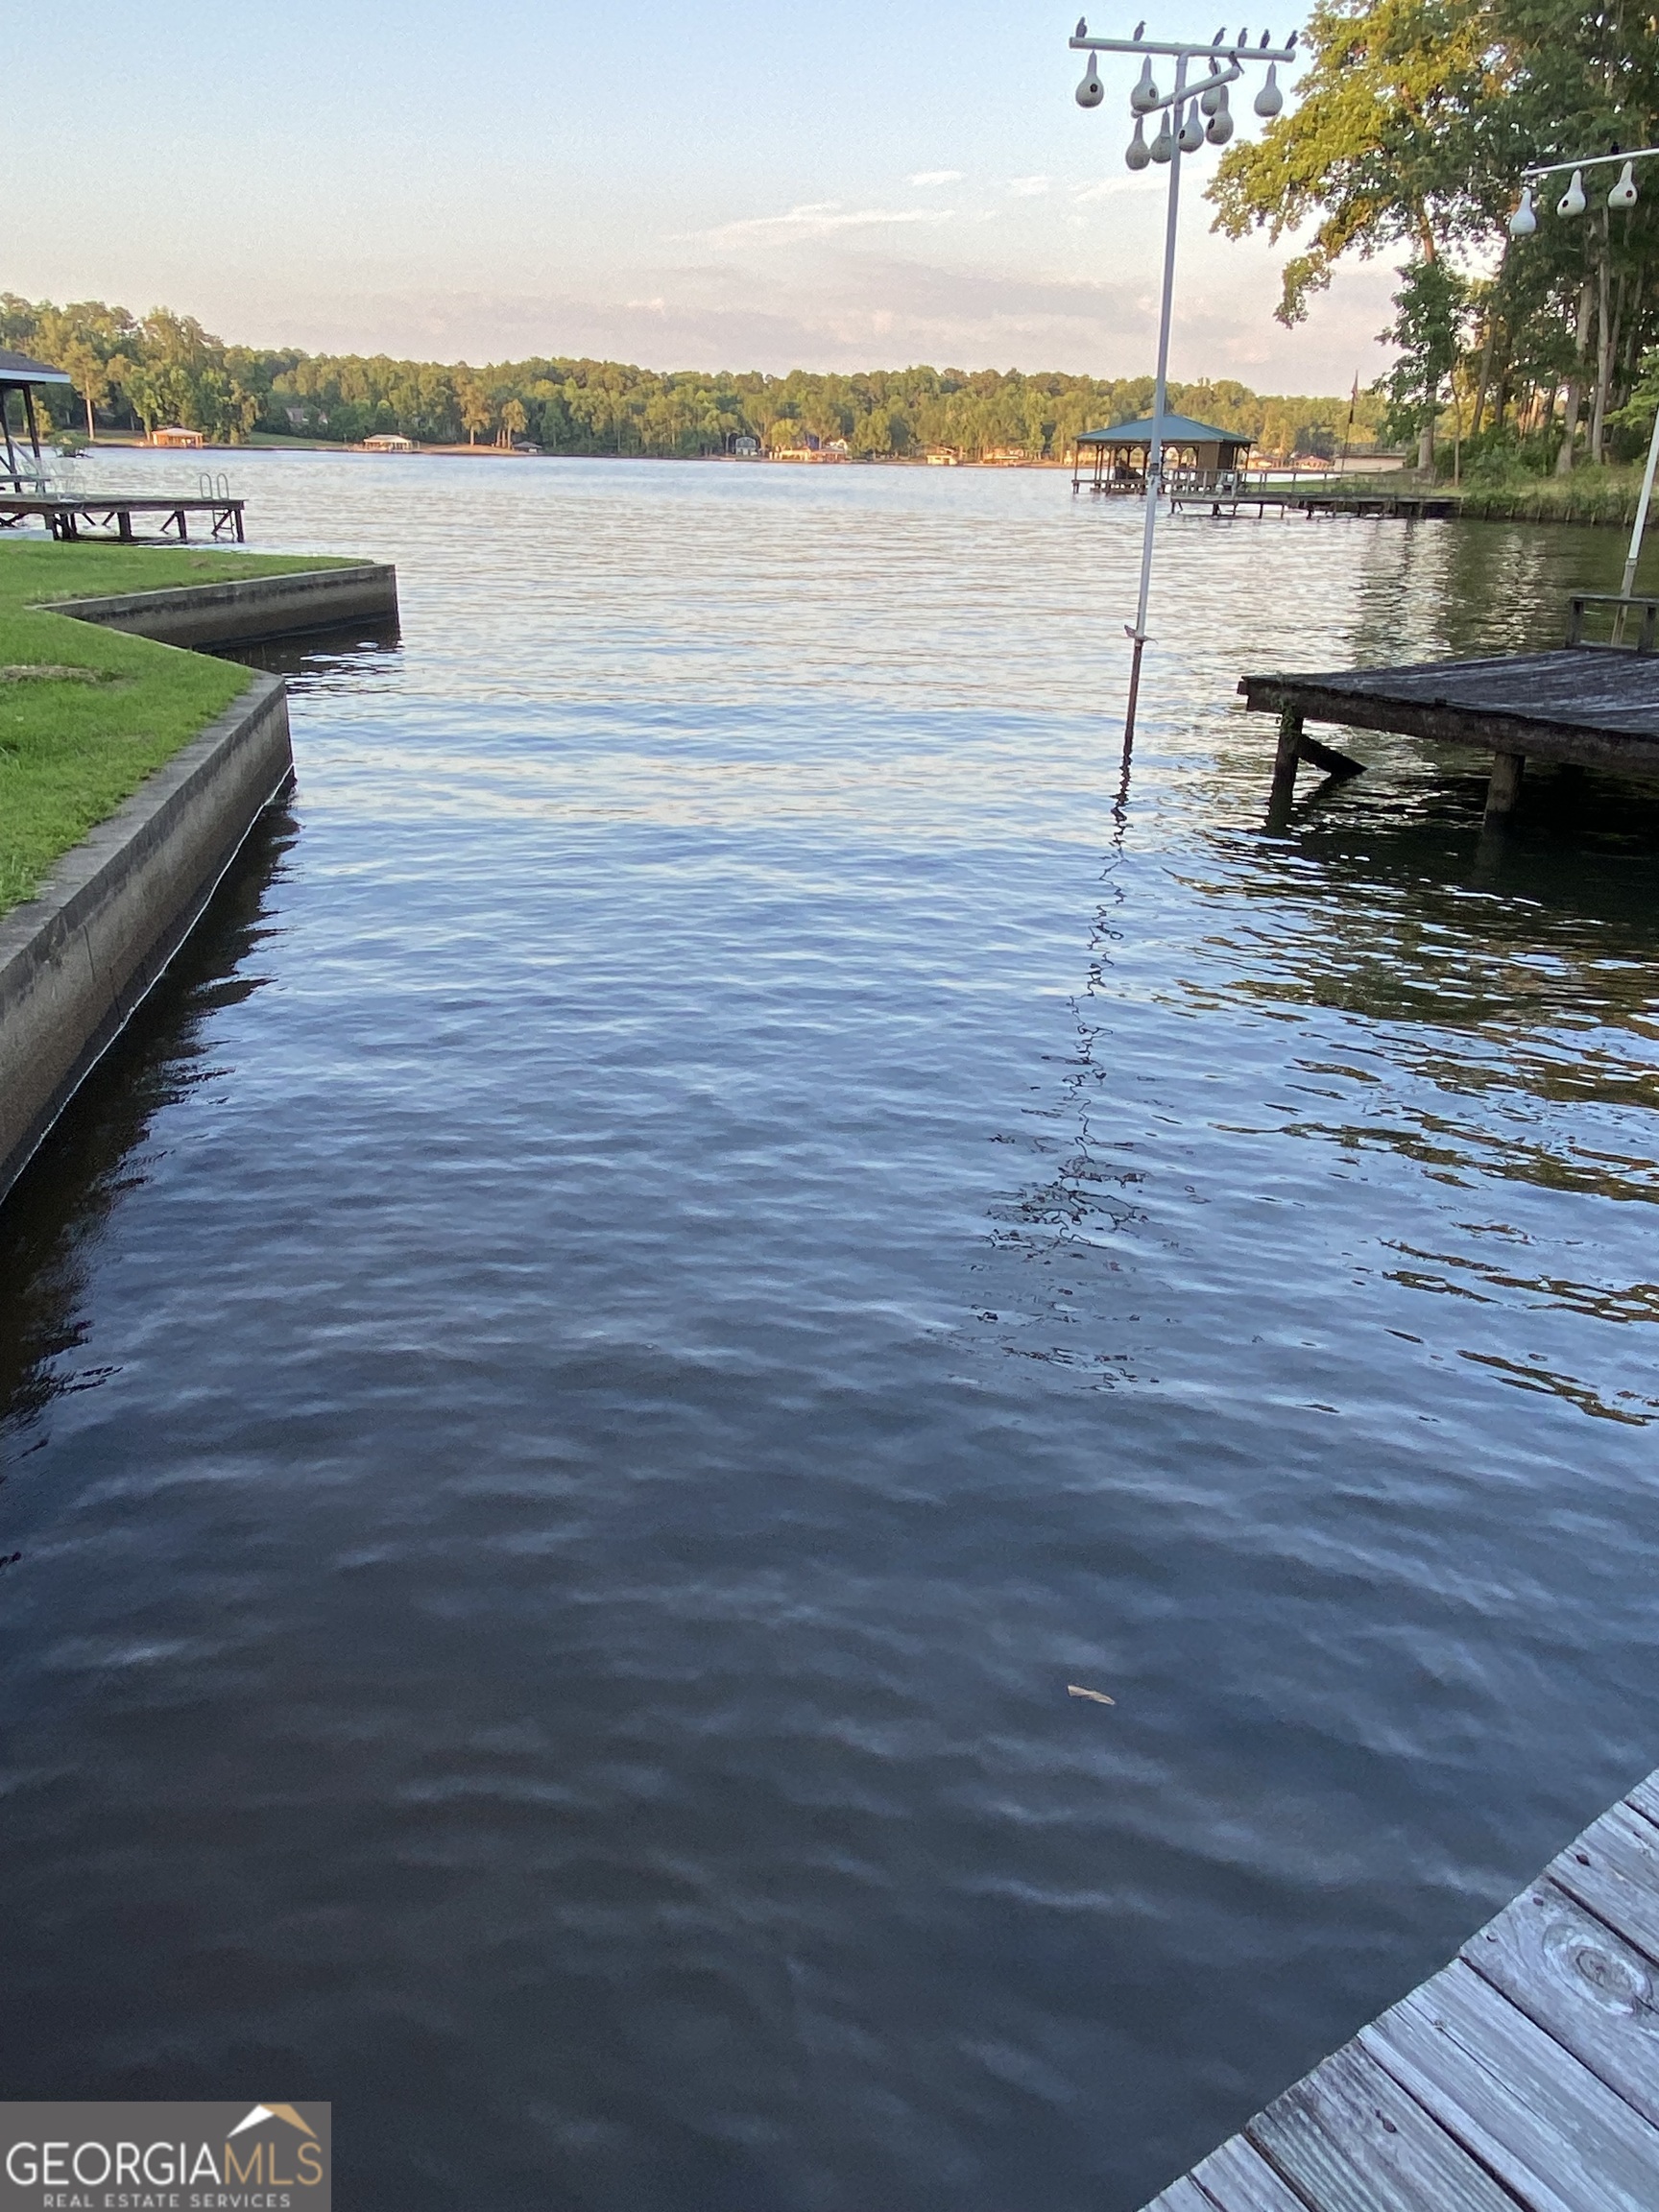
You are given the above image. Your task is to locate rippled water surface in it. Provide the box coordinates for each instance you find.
[4,453,1658,2210]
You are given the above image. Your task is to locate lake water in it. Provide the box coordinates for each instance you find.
[3,452,1657,2211]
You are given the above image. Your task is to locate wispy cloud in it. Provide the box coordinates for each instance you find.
[1007,175,1051,197]
[909,169,963,186]
[685,201,956,245]
[1072,175,1163,203]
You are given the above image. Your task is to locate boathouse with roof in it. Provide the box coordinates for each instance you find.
[1072,413,1254,495]
[0,348,73,493]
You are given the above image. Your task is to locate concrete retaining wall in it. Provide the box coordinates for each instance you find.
[48,561,398,648]
[0,674,294,1203]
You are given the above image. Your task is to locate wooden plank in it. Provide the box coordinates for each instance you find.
[1549,1800,1659,1966]
[1238,643,1659,763]
[1245,2038,1515,2212]
[1141,2176,1215,2212]
[1188,2131,1314,2210]
[1461,1876,1659,2128]
[1299,734,1365,779]
[1361,1958,1659,2212]
[1237,680,1659,771]
[1623,1770,1659,1832]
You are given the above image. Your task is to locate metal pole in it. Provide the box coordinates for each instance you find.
[1620,397,1659,600]
[1123,51,1188,747]
[1600,394,1659,646]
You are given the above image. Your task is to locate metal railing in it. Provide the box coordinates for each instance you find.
[1567,592,1659,652]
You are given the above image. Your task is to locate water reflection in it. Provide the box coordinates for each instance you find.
[0,809,295,1456]
[218,621,403,679]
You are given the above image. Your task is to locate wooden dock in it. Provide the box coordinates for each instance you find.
[1172,483,1459,521]
[1139,1765,1659,2211]
[1241,597,1659,827]
[0,492,246,543]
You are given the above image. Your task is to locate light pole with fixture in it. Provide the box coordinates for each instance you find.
[1070,17,1297,741]
[1511,143,1659,607]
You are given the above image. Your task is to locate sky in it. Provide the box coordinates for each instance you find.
[9,2,1400,396]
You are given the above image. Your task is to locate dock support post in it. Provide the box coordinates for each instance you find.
[1483,750,1525,821]
[1266,704,1304,827]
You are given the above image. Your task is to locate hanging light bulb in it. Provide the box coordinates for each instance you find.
[1609,158,1639,209]
[1199,66,1227,114]
[1508,185,1537,236]
[1125,114,1151,170]
[1076,52,1105,108]
[1253,60,1283,116]
[1557,168,1587,217]
[1178,102,1206,152]
[1130,57,1160,111]
[1206,87,1235,144]
[1149,110,1176,162]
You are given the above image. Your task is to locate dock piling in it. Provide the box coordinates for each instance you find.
[1266,705,1304,826]
[1484,750,1526,820]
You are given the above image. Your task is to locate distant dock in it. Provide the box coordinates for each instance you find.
[1169,477,1655,530]
[1172,480,1459,521]
[1139,1764,1659,2211]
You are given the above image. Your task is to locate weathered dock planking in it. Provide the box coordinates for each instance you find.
[1138,1765,1659,2212]
[1241,609,1659,827]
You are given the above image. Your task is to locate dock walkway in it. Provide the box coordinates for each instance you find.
[1171,484,1459,521]
[1140,1765,1659,2211]
[1241,605,1659,825]
[0,491,245,543]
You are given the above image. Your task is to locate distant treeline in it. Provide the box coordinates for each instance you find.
[4,294,1388,461]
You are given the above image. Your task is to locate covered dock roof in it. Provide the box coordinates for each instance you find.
[0,349,72,388]
[1076,414,1252,449]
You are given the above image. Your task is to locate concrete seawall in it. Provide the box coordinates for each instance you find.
[49,561,398,649]
[0,674,294,1204]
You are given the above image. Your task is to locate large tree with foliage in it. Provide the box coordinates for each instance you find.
[1209,0,1659,473]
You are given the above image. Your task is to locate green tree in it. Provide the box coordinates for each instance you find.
[1377,258,1472,469]
[458,377,492,445]
[1208,0,1502,325]
[51,337,108,438]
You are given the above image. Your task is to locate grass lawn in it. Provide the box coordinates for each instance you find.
[0,541,354,919]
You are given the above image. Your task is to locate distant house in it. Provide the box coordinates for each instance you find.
[732,435,761,457]
[982,445,1029,465]
[361,432,418,453]
[924,446,961,467]
[151,426,204,448]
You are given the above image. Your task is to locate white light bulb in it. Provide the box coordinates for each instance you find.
[1609,159,1639,209]
[1206,90,1235,144]
[1125,114,1151,170]
[1130,57,1160,112]
[1149,112,1175,161]
[1076,55,1105,108]
[1178,102,1206,152]
[1508,186,1536,236]
[1253,60,1283,116]
[1557,168,1587,217]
